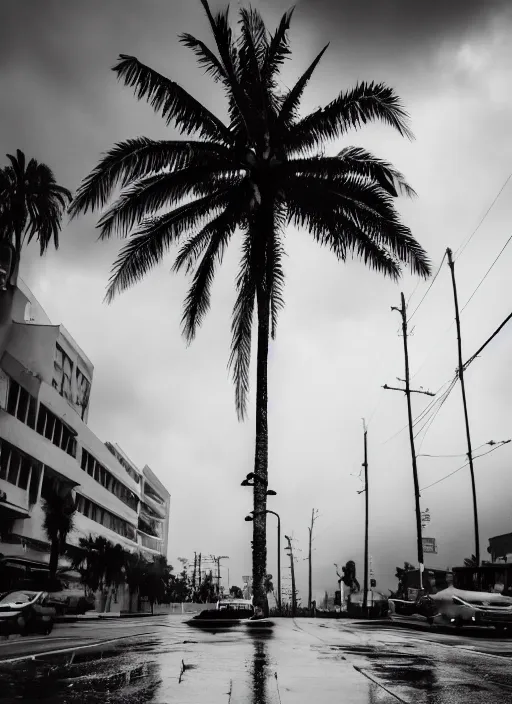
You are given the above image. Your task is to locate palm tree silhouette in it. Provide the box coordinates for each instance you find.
[69,1,430,613]
[41,484,76,580]
[0,149,71,326]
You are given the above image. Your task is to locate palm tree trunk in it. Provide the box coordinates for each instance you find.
[49,538,60,580]
[252,285,270,615]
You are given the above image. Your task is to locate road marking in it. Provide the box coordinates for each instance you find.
[0,631,158,664]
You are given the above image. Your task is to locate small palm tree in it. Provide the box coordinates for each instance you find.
[41,485,76,580]
[0,150,71,324]
[69,1,430,613]
[104,541,127,612]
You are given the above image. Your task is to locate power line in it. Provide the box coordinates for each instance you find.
[410,176,512,379]
[420,441,511,491]
[463,308,512,371]
[459,233,512,315]
[417,442,489,459]
[455,172,512,260]
[379,376,454,445]
[407,251,447,323]
[414,378,458,448]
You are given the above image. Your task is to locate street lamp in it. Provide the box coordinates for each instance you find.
[241,472,275,489]
[245,509,281,613]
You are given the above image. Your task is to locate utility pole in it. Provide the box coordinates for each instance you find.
[192,552,197,593]
[285,535,297,616]
[384,292,436,592]
[198,553,202,587]
[447,248,480,566]
[210,555,229,595]
[307,509,319,611]
[361,422,369,616]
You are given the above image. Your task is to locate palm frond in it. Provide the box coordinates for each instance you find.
[199,0,236,76]
[287,188,401,279]
[266,204,287,339]
[69,138,231,218]
[238,7,268,74]
[181,202,243,343]
[285,151,416,198]
[105,191,231,302]
[278,44,329,128]
[284,82,414,156]
[179,32,227,83]
[173,181,249,274]
[97,165,242,240]
[336,147,416,197]
[228,233,257,420]
[6,150,25,180]
[113,54,232,144]
[261,7,294,83]
[199,0,255,143]
[284,175,429,278]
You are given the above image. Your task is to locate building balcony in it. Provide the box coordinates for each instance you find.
[141,491,167,519]
[72,512,139,554]
[140,499,166,521]
[0,479,30,518]
[137,531,163,554]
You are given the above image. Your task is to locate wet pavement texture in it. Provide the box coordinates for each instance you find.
[0,616,512,703]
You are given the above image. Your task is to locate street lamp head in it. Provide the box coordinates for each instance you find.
[241,479,253,487]
[244,515,254,522]
[266,489,277,496]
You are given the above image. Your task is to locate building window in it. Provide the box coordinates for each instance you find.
[75,493,137,542]
[75,368,91,421]
[80,449,139,512]
[144,482,165,506]
[6,379,37,429]
[104,442,141,485]
[53,343,73,401]
[36,404,77,457]
[0,439,38,491]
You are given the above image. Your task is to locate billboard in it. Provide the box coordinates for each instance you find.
[422,537,437,554]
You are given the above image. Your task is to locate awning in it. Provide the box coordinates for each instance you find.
[0,500,29,519]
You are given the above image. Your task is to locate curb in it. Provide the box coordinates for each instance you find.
[55,612,161,623]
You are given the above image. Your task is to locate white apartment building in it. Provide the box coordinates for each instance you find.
[0,278,170,579]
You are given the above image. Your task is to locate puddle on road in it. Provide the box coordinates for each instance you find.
[0,630,279,704]
[0,641,162,703]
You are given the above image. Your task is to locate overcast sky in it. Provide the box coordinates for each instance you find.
[2,0,512,599]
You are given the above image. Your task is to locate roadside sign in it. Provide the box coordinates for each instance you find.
[422,537,437,554]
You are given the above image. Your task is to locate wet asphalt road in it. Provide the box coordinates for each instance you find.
[0,616,512,703]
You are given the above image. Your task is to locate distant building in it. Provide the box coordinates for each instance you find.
[488,532,512,562]
[0,279,170,583]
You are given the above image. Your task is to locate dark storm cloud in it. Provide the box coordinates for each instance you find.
[296,0,511,67]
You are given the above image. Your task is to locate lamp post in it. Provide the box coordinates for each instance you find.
[241,473,277,614]
[245,509,281,613]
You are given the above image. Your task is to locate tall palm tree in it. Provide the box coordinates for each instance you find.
[69,1,430,613]
[0,150,71,325]
[41,485,76,580]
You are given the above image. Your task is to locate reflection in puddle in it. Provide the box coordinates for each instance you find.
[250,640,268,704]
[0,642,162,703]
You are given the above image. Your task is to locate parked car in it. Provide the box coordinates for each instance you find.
[48,588,95,615]
[0,590,56,636]
[429,586,512,631]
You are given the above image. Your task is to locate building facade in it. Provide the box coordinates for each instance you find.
[0,279,170,584]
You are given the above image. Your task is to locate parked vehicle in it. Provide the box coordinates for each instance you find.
[187,599,254,628]
[428,587,512,631]
[0,590,56,636]
[48,588,95,615]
